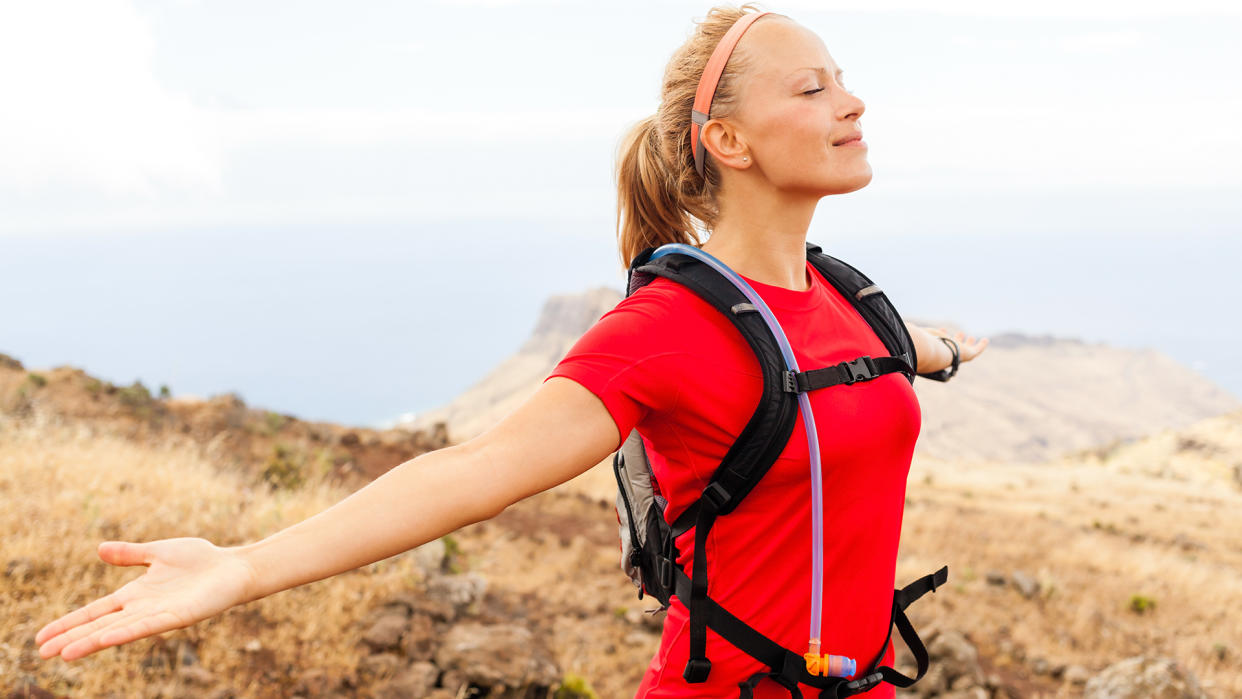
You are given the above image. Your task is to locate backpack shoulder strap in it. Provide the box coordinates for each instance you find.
[627,246,801,517]
[805,242,918,386]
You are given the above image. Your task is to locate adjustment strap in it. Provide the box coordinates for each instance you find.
[670,563,949,697]
[853,566,949,693]
[738,659,805,699]
[783,355,914,393]
[896,566,948,610]
[684,488,727,683]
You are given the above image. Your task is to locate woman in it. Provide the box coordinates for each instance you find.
[35,4,987,698]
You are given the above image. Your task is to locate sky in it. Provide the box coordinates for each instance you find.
[1,0,1239,425]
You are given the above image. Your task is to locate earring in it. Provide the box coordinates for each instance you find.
[742,156,749,162]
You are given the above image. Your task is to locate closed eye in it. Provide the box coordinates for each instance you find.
[802,87,824,96]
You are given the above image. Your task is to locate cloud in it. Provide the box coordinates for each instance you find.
[0,0,222,197]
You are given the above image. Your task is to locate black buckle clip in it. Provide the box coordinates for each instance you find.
[683,658,712,683]
[701,482,731,513]
[782,370,800,393]
[656,557,673,590]
[845,672,883,692]
[840,356,877,385]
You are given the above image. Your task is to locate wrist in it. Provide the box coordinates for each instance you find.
[938,336,960,376]
[225,542,270,604]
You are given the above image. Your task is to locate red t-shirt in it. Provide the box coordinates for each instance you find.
[543,257,921,698]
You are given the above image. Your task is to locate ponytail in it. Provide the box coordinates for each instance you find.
[615,115,701,271]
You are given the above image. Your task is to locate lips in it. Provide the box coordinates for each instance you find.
[833,132,863,146]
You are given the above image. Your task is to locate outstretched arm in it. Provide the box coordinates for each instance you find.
[904,321,989,374]
[36,376,620,661]
[234,376,621,601]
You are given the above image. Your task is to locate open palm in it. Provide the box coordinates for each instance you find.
[36,537,257,662]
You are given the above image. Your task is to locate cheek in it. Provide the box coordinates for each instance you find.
[761,105,832,163]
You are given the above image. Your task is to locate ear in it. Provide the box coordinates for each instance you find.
[700,118,751,171]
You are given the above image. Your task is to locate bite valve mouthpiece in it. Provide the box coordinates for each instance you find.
[804,639,857,678]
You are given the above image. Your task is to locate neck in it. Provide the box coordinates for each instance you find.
[699,189,818,292]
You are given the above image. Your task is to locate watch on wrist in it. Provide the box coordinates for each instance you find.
[916,335,960,382]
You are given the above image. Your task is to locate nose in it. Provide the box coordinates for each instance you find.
[836,89,864,121]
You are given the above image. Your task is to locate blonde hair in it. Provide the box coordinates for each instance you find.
[614,3,780,270]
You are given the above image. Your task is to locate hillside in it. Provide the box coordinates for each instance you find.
[3,352,1240,698]
[397,288,1240,465]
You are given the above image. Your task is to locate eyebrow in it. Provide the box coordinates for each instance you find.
[786,67,844,80]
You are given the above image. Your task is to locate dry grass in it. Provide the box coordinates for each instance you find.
[0,414,429,698]
[4,403,1241,698]
[897,441,1242,697]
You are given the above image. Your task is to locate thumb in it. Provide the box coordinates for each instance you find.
[98,541,152,567]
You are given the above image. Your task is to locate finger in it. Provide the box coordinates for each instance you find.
[62,609,184,662]
[35,592,124,647]
[98,541,152,568]
[39,605,134,660]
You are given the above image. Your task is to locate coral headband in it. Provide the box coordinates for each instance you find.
[691,11,770,178]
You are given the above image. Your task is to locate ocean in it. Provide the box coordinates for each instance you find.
[1,218,1238,427]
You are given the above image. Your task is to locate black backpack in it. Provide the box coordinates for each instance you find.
[612,240,951,698]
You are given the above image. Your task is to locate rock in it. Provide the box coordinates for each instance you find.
[985,571,1007,586]
[1031,657,1050,675]
[439,670,465,696]
[1010,570,1040,599]
[434,622,560,692]
[400,613,437,662]
[357,653,402,683]
[940,689,988,699]
[921,630,985,695]
[357,655,399,685]
[409,592,457,623]
[204,688,236,699]
[375,593,416,617]
[362,613,409,651]
[427,573,488,616]
[294,668,334,697]
[243,639,262,653]
[372,661,439,699]
[175,666,215,687]
[1084,656,1206,698]
[410,538,448,577]
[1064,664,1091,685]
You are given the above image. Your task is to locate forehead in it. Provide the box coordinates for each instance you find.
[739,18,839,81]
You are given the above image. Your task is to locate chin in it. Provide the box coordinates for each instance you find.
[818,169,872,196]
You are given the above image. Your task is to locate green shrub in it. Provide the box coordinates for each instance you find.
[261,443,305,491]
[1128,594,1156,614]
[263,411,287,435]
[554,672,599,699]
[117,381,152,407]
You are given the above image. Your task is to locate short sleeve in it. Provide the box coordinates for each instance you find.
[543,288,686,451]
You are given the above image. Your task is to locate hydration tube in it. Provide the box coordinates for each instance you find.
[648,244,855,678]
